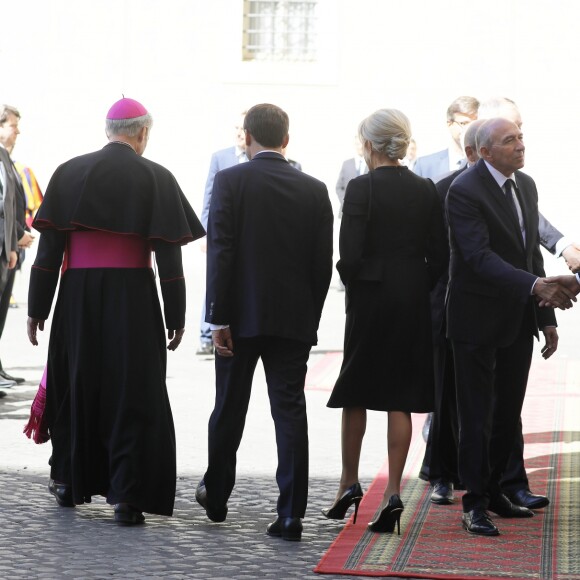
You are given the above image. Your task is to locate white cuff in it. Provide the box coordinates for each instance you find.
[555,237,574,257]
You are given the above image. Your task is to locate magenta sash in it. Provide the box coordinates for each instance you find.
[65,230,152,270]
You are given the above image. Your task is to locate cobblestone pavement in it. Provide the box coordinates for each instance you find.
[0,258,399,579]
[1,245,578,578]
[0,468,375,579]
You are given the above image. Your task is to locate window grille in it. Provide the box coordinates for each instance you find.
[242,0,318,62]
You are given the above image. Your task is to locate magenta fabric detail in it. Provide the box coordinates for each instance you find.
[67,231,152,269]
[106,97,148,119]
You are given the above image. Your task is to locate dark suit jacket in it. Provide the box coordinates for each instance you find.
[430,165,468,337]
[336,157,367,209]
[0,147,19,261]
[206,152,333,345]
[445,159,556,347]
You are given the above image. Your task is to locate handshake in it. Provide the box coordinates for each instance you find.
[533,275,580,309]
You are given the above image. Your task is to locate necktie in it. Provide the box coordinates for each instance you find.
[504,179,518,220]
[505,178,526,244]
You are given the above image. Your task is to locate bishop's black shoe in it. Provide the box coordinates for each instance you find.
[48,479,74,507]
[114,503,145,525]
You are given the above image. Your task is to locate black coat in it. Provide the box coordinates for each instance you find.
[205,151,333,345]
[328,166,448,412]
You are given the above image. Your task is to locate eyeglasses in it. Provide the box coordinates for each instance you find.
[451,119,472,128]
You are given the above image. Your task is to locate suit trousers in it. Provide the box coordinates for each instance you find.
[0,263,16,339]
[452,328,533,512]
[424,335,460,485]
[500,420,529,492]
[204,336,311,518]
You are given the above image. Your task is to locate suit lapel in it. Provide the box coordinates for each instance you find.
[513,172,535,257]
[477,160,525,250]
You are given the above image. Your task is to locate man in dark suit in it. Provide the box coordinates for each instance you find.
[420,120,484,504]
[423,119,562,510]
[0,104,21,394]
[196,103,333,541]
[445,118,575,536]
[0,105,35,386]
[335,135,367,212]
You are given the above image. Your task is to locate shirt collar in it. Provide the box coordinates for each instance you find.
[484,160,516,189]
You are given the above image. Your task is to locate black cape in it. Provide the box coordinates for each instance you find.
[33,142,205,244]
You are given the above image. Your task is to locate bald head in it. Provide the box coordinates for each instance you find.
[478,97,522,129]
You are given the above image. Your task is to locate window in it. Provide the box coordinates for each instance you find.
[242,0,318,62]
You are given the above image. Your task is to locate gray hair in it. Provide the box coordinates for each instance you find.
[463,119,486,150]
[358,108,411,161]
[0,104,20,125]
[105,113,153,138]
[475,118,505,152]
[478,96,518,119]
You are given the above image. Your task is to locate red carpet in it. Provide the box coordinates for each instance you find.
[314,357,580,579]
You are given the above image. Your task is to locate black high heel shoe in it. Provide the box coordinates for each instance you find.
[368,494,404,534]
[322,483,364,524]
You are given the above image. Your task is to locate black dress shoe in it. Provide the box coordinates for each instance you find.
[267,517,303,541]
[114,503,145,525]
[462,509,499,536]
[195,480,227,522]
[0,368,24,384]
[430,481,454,505]
[489,493,533,518]
[506,488,550,510]
[48,479,74,507]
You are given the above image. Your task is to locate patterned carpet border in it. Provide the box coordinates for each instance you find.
[314,358,580,579]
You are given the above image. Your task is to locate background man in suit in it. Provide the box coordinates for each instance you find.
[196,103,333,541]
[420,119,484,505]
[196,111,248,355]
[0,105,35,386]
[413,95,479,181]
[446,118,574,536]
[335,135,367,213]
[0,104,23,394]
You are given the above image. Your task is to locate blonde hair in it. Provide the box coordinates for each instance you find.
[359,109,411,161]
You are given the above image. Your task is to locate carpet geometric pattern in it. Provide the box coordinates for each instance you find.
[314,357,580,579]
